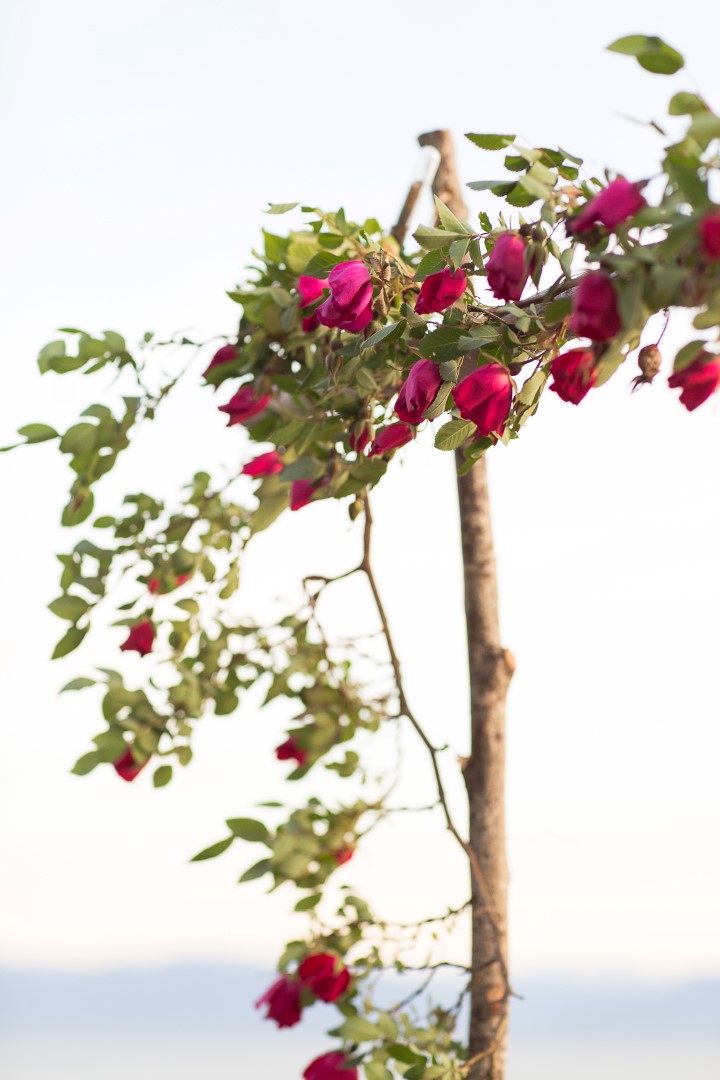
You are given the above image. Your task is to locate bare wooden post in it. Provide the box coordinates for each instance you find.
[418,129,515,1080]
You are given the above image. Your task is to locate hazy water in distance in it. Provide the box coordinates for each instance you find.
[1,1038,719,1080]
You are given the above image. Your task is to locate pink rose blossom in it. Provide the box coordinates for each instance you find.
[316,261,373,332]
[414,267,467,315]
[367,422,414,457]
[549,349,598,405]
[451,364,513,438]
[569,273,621,342]
[485,234,532,302]
[568,177,646,235]
[394,360,443,424]
[668,352,720,411]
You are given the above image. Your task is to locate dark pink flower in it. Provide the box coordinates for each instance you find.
[348,422,371,454]
[316,261,373,332]
[120,620,155,656]
[304,1052,358,1080]
[451,364,513,438]
[275,736,307,767]
[485,233,532,301]
[394,360,443,424]
[255,975,303,1029]
[298,276,328,332]
[202,343,238,382]
[242,451,284,478]
[414,267,467,315]
[668,352,720,411]
[298,954,351,1003]
[218,385,271,426]
[699,210,720,260]
[367,422,414,457]
[569,272,621,342]
[568,177,646,235]
[113,747,148,783]
[290,477,328,511]
[549,349,598,405]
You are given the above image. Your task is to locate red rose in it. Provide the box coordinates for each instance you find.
[202,343,238,382]
[316,261,373,332]
[668,352,720,411]
[699,210,720,260]
[414,267,467,316]
[112,747,148,783]
[255,975,303,1029]
[120,620,155,656]
[568,177,646,235]
[290,477,329,511]
[451,364,513,438]
[549,349,598,405]
[569,272,621,342]
[303,1052,358,1080]
[367,423,414,457]
[394,360,443,424]
[219,385,271,426]
[333,846,354,866]
[275,736,307,767]
[485,233,532,302]
[242,451,284,478]
[298,954,351,1003]
[298,275,328,332]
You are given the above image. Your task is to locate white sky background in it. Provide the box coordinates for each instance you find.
[1,0,719,982]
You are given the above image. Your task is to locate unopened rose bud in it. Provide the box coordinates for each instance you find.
[325,353,344,379]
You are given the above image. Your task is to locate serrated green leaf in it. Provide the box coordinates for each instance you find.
[465,133,515,150]
[413,250,446,282]
[266,202,298,214]
[303,251,344,277]
[433,196,473,235]
[607,35,684,75]
[435,418,475,451]
[361,319,406,351]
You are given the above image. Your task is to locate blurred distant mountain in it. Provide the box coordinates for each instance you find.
[0,965,718,1040]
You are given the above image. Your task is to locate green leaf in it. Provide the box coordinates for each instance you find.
[51,625,89,659]
[607,35,684,75]
[435,418,475,451]
[71,750,103,776]
[365,1065,393,1080]
[673,340,706,372]
[190,835,234,862]
[153,765,173,788]
[387,1045,426,1065]
[337,1017,383,1043]
[433,196,473,235]
[48,595,89,622]
[238,858,272,883]
[668,92,707,115]
[17,423,59,444]
[294,893,322,912]
[226,817,271,844]
[303,251,344,277]
[465,133,515,150]
[60,677,95,692]
[361,319,406,351]
[266,202,298,214]
[250,490,288,534]
[413,224,465,251]
[413,249,447,282]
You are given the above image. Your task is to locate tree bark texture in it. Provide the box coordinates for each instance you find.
[418,130,515,1080]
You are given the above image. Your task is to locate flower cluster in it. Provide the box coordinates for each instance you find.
[256,953,351,1028]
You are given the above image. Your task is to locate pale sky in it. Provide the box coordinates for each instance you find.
[1,0,719,982]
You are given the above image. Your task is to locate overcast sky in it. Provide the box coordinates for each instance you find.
[1,0,719,982]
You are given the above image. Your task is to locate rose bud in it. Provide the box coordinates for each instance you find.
[568,177,646,235]
[120,620,155,656]
[148,577,161,595]
[255,975,303,1029]
[242,451,284,478]
[549,349,598,405]
[275,736,307,767]
[316,261,373,332]
[451,364,513,438]
[202,343,238,382]
[367,422,414,457]
[668,352,720,411]
[414,267,467,316]
[394,360,443,424]
[112,747,148,783]
[348,422,371,454]
[699,210,720,260]
[333,846,354,866]
[298,954,351,1003]
[289,477,329,511]
[218,385,271,426]
[569,272,621,341]
[303,1052,359,1080]
[298,275,328,332]
[485,233,532,302]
